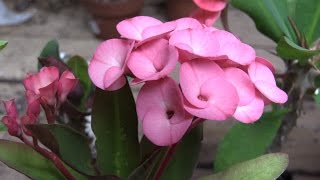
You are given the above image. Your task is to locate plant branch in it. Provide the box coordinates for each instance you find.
[152,118,205,180]
[19,135,76,180]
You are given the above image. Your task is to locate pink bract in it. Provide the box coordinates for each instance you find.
[88,39,133,91]
[136,77,192,146]
[191,9,221,26]
[2,99,21,136]
[180,59,239,120]
[57,70,78,103]
[117,16,176,43]
[193,0,227,12]
[23,66,59,106]
[248,62,288,104]
[233,94,265,123]
[127,39,178,82]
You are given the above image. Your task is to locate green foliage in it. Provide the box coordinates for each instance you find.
[40,39,60,60]
[67,55,92,108]
[230,0,291,42]
[27,124,96,176]
[160,125,203,180]
[91,82,140,178]
[0,40,8,50]
[214,109,288,172]
[290,0,320,46]
[276,37,320,63]
[231,0,320,45]
[202,153,288,180]
[0,139,87,180]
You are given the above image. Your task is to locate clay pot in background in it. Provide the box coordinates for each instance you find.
[167,0,197,20]
[80,0,144,40]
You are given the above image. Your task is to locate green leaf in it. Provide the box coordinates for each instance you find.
[214,109,287,172]
[92,81,140,178]
[292,0,320,45]
[0,122,7,131]
[40,39,60,60]
[230,0,288,42]
[0,139,87,180]
[276,37,320,62]
[27,124,96,176]
[160,125,203,180]
[67,55,92,103]
[0,40,8,50]
[128,148,162,180]
[202,153,288,180]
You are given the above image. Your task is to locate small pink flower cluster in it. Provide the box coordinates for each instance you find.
[191,0,228,26]
[88,16,288,146]
[2,67,77,136]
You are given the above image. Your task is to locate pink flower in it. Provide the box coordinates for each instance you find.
[191,0,228,26]
[248,61,288,104]
[127,39,178,83]
[2,99,21,136]
[169,29,255,65]
[23,66,59,106]
[88,39,133,91]
[190,9,221,26]
[224,67,264,123]
[193,0,227,12]
[24,66,78,106]
[57,71,78,103]
[116,16,176,45]
[180,59,239,120]
[136,77,192,146]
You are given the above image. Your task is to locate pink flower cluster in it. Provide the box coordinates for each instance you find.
[88,16,288,146]
[191,0,228,26]
[1,67,77,136]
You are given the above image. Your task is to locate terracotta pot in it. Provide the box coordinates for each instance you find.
[167,0,197,20]
[80,0,144,39]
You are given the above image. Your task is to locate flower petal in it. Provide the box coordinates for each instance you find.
[233,95,264,123]
[184,77,239,120]
[254,81,288,104]
[180,59,225,108]
[116,16,163,41]
[193,0,227,12]
[224,67,255,106]
[190,8,221,26]
[128,39,178,81]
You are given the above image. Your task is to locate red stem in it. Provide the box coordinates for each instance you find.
[20,135,76,180]
[152,144,177,180]
[152,118,205,180]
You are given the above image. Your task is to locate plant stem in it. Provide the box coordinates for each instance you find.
[152,118,205,180]
[19,135,76,180]
[152,144,177,180]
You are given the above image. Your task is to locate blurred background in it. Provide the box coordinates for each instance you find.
[0,0,319,179]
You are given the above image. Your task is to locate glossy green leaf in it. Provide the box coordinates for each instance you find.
[214,109,287,172]
[67,55,92,102]
[27,124,96,176]
[292,0,320,45]
[0,139,87,180]
[202,153,288,180]
[92,82,140,178]
[160,125,203,180]
[0,40,8,50]
[230,0,288,42]
[40,39,60,60]
[277,37,320,62]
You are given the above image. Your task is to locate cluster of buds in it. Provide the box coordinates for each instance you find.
[1,67,77,137]
[87,16,287,146]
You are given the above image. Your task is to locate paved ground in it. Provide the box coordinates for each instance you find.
[0,1,319,180]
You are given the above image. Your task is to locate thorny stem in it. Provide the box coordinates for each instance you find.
[19,135,76,180]
[152,118,205,180]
